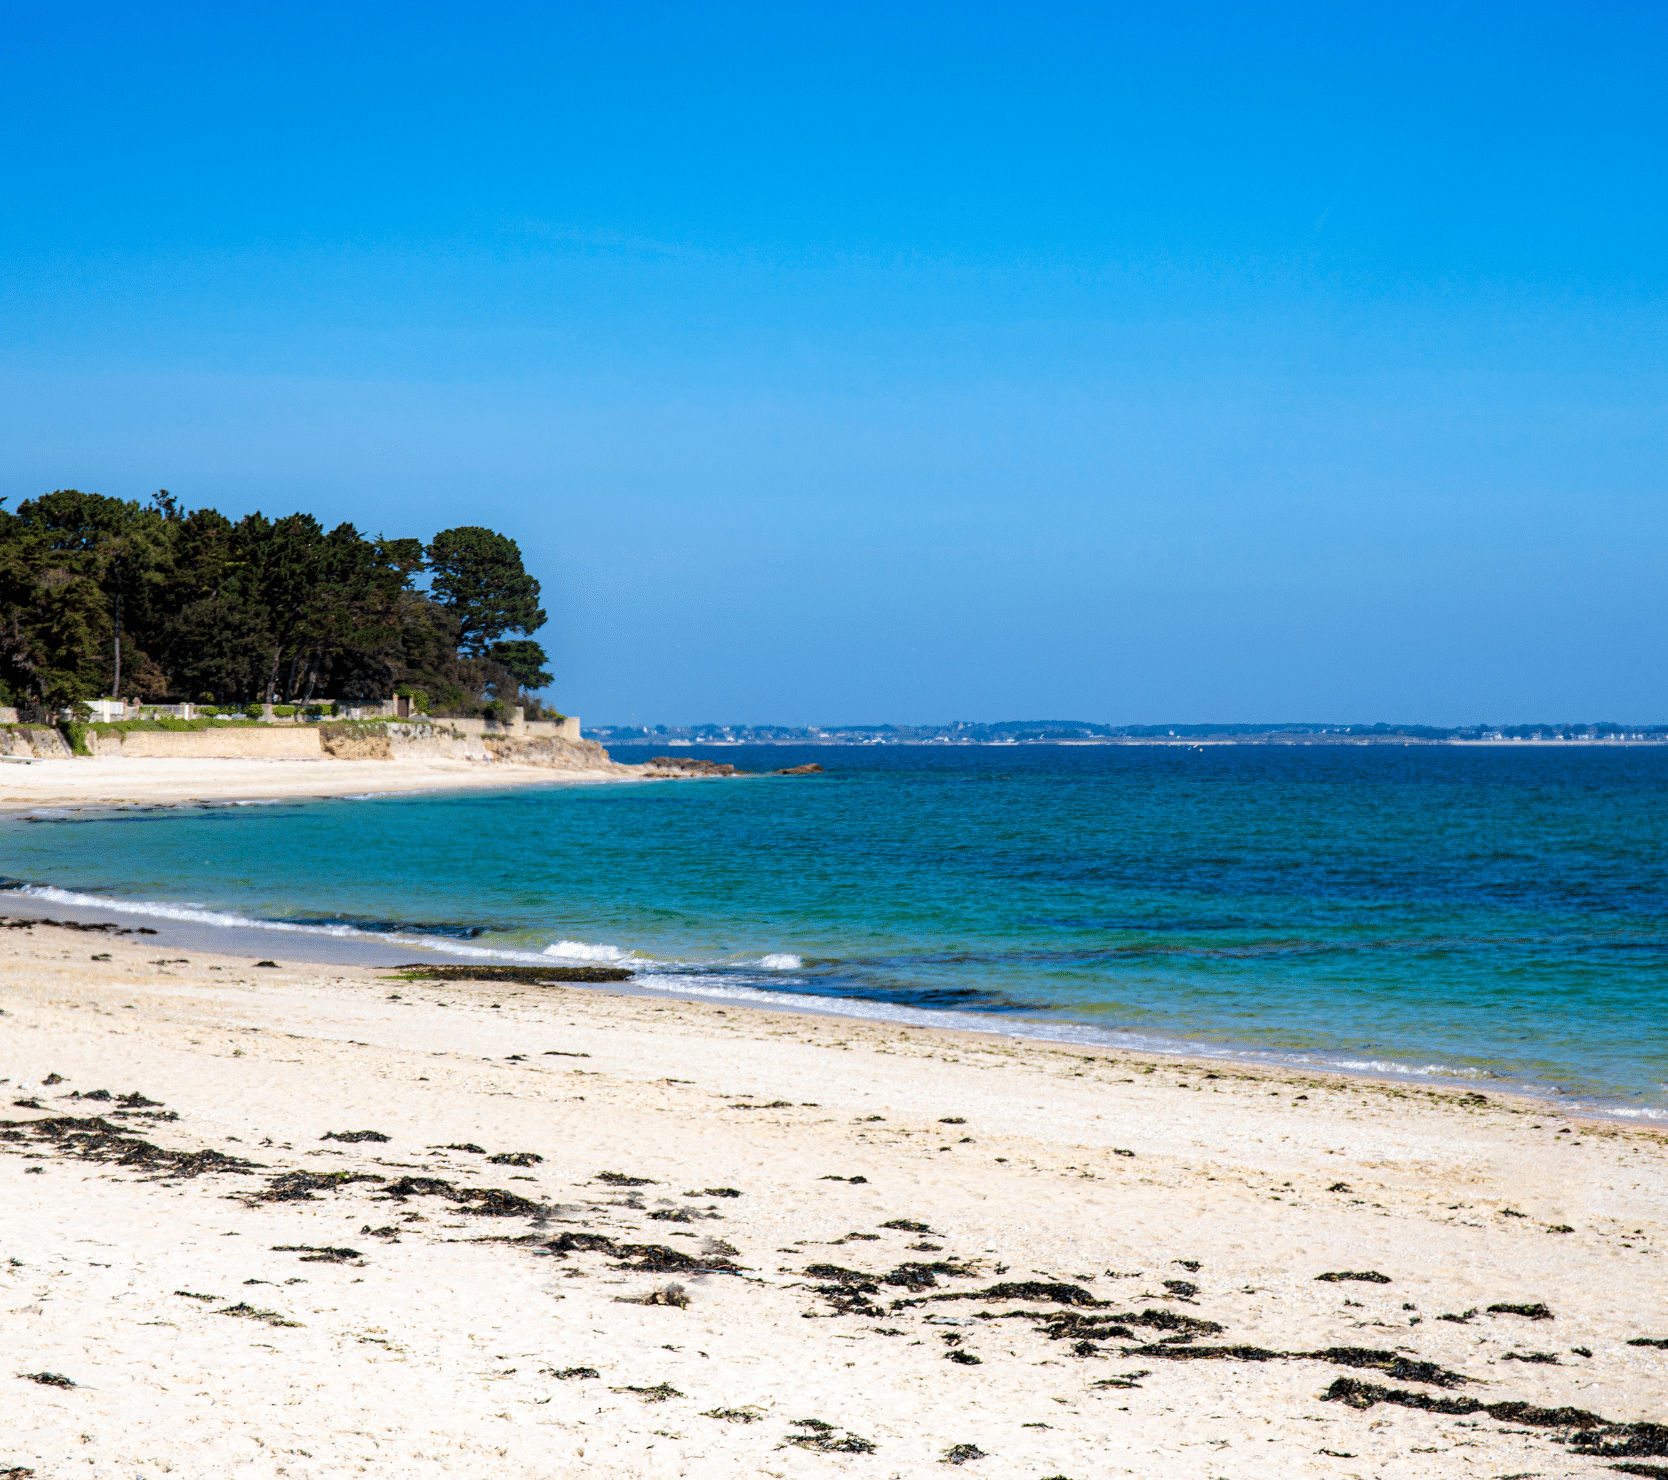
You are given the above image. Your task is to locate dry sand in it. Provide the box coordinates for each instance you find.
[2,918,1664,1480]
[0,755,631,811]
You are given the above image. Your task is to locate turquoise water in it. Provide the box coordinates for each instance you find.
[5,744,1665,1116]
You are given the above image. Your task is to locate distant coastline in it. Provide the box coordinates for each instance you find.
[593,719,1668,747]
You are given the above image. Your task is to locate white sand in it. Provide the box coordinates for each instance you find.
[0,755,631,810]
[2,921,1664,1479]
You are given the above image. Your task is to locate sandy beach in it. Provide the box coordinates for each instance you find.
[2,913,1664,1479]
[0,754,637,811]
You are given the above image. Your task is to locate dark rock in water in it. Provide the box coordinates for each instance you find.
[644,756,750,777]
[775,764,824,775]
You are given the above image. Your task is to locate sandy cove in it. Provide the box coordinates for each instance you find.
[2,920,1665,1480]
[0,754,636,810]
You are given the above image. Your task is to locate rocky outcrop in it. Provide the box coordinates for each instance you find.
[0,725,72,759]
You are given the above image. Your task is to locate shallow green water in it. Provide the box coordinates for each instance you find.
[5,744,1665,1116]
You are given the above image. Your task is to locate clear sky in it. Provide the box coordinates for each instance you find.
[3,1,1664,725]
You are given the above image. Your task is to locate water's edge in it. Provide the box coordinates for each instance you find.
[4,882,1654,1127]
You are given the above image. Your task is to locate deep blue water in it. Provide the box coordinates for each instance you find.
[4,744,1665,1116]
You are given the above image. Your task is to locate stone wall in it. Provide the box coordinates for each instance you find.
[0,725,72,759]
[97,727,326,759]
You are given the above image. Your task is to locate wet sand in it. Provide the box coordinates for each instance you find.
[2,916,1664,1479]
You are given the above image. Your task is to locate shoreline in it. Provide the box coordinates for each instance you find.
[2,917,1663,1478]
[0,754,642,812]
[2,884,1656,1130]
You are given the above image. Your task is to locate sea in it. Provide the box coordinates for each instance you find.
[4,743,1664,1120]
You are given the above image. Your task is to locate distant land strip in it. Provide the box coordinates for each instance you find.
[591,720,1667,747]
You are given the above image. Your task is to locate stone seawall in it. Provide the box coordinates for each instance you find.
[102,727,325,759]
[0,726,73,759]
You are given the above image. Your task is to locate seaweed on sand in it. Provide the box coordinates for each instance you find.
[0,1115,258,1178]
[1488,1302,1554,1320]
[389,963,631,984]
[254,1170,384,1202]
[216,1302,302,1328]
[1315,1271,1392,1284]
[786,1420,876,1454]
[272,1245,363,1264]
[596,1170,657,1186]
[610,1382,683,1401]
[375,1175,546,1218]
[321,1130,390,1144]
[542,1231,739,1273]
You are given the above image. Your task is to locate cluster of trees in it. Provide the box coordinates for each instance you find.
[0,488,554,720]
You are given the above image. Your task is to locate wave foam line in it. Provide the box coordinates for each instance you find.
[6,885,608,965]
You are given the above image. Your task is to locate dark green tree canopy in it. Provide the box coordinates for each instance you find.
[425,526,546,655]
[0,490,555,717]
[487,639,553,691]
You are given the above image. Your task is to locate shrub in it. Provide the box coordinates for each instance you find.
[272,705,297,718]
[243,703,264,720]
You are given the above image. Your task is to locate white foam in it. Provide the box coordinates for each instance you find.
[7,885,603,965]
[757,953,803,970]
[542,938,632,963]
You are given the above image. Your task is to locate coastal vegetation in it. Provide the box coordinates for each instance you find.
[0,488,552,719]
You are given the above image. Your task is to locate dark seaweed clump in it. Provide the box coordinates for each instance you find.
[787,1420,875,1454]
[321,1130,390,1143]
[1315,1271,1391,1284]
[488,1152,542,1166]
[543,1231,739,1273]
[1488,1301,1554,1320]
[1,1115,257,1178]
[942,1443,986,1463]
[880,1219,932,1233]
[390,962,631,984]
[376,1175,545,1217]
[18,1372,75,1388]
[255,1170,385,1202]
[597,1170,657,1186]
[272,1245,363,1264]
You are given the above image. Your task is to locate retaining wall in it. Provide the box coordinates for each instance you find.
[98,727,325,759]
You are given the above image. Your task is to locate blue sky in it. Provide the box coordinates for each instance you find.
[3,1,1664,725]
